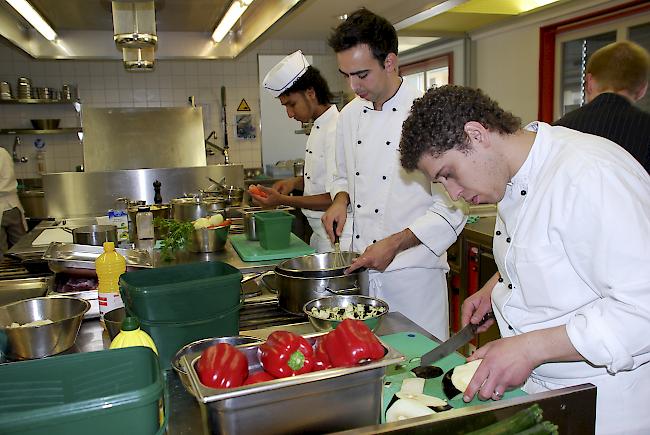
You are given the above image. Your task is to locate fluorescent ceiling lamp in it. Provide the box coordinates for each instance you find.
[395,0,467,30]
[211,0,254,43]
[5,0,57,41]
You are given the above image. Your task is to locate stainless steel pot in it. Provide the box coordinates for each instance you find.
[72,225,118,246]
[274,252,369,315]
[170,197,226,222]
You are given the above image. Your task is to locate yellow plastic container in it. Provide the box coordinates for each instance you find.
[109,317,159,355]
[96,241,126,321]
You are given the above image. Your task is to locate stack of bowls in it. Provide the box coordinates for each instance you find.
[17,77,31,99]
[0,82,11,100]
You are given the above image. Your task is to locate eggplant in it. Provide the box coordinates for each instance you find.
[385,398,435,423]
[442,359,482,400]
[411,365,443,379]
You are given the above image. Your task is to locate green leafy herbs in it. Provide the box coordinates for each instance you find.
[154,218,194,261]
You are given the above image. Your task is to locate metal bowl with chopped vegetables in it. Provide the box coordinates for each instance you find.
[303,295,389,332]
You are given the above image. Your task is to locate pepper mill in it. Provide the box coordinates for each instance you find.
[153,180,162,204]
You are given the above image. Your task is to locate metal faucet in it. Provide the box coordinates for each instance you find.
[205,130,230,165]
[12,136,28,163]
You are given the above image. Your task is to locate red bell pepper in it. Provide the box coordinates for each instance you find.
[323,319,385,367]
[313,336,331,371]
[197,343,249,389]
[243,370,276,385]
[259,331,314,378]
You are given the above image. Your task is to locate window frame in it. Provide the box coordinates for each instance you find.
[401,52,454,87]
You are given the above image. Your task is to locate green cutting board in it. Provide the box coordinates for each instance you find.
[230,233,315,261]
[380,332,527,422]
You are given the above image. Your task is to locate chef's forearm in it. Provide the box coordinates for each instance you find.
[387,228,421,253]
[332,192,350,207]
[524,326,584,366]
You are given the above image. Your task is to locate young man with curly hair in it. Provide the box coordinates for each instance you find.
[554,41,650,173]
[257,50,351,252]
[400,84,650,435]
[322,8,466,338]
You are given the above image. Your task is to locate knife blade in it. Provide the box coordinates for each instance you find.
[420,311,495,366]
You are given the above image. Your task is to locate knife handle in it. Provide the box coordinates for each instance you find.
[471,311,495,333]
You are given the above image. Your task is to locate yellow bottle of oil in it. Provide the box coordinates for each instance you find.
[109,317,158,355]
[96,241,126,324]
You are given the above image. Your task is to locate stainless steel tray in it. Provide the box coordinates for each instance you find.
[0,276,53,306]
[42,242,154,272]
[182,333,404,435]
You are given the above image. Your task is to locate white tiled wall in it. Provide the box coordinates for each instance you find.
[0,39,346,179]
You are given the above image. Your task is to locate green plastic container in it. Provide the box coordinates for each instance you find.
[255,211,295,250]
[138,303,241,370]
[119,261,242,323]
[0,347,165,435]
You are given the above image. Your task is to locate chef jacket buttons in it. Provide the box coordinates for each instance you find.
[374,209,379,213]
[372,240,376,243]
[386,141,390,145]
[508,325,513,330]
[357,140,362,144]
[356,204,361,208]
[356,172,359,176]
[498,277,504,282]
[308,150,313,154]
[306,176,311,180]
[392,108,397,112]
[363,109,367,113]
[382,176,387,180]
[316,125,320,129]
[496,230,501,236]
[521,190,526,195]
[355,235,360,239]
[508,284,513,289]
[506,237,511,243]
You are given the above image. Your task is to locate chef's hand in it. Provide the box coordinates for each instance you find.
[250,185,285,208]
[461,272,499,333]
[322,193,349,243]
[272,178,298,195]
[463,335,538,402]
[345,237,399,273]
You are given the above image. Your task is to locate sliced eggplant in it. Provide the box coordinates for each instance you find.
[442,359,482,400]
[385,398,436,423]
[411,365,443,379]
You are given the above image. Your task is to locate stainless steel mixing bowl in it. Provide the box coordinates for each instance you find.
[0,296,90,359]
[303,295,389,332]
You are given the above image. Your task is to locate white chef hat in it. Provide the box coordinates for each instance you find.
[263,50,310,98]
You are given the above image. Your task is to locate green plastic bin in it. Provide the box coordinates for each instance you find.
[120,261,242,323]
[137,302,241,370]
[0,347,165,435]
[255,211,295,250]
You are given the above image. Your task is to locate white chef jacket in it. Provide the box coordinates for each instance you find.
[0,147,22,214]
[302,105,352,252]
[491,122,650,435]
[330,81,466,338]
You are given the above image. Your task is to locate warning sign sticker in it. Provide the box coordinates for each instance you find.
[237,99,251,111]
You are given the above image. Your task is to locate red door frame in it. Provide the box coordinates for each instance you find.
[538,0,650,122]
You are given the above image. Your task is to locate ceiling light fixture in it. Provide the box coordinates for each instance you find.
[394,0,467,30]
[211,0,254,43]
[5,0,57,41]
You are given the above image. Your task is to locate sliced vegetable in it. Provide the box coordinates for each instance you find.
[411,365,443,379]
[396,376,451,412]
[385,398,435,423]
[208,214,224,226]
[193,217,211,229]
[400,377,425,395]
[259,331,315,378]
[322,318,385,367]
[310,303,386,321]
[442,359,482,400]
[197,343,249,389]
[464,404,544,435]
[243,370,276,385]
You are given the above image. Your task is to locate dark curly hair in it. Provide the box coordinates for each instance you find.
[400,85,521,170]
[281,66,333,105]
[328,8,398,65]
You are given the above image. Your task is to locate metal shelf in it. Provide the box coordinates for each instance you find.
[0,128,82,135]
[0,98,78,104]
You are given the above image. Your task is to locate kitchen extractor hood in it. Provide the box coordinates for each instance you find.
[112,0,157,71]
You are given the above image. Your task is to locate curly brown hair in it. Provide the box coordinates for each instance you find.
[400,85,521,171]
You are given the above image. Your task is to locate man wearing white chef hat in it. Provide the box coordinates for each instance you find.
[253,50,352,252]
[323,9,466,339]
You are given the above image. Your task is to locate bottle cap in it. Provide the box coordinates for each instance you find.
[120,317,140,331]
[103,241,115,251]
[138,206,151,212]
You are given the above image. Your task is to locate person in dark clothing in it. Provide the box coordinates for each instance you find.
[554,40,650,173]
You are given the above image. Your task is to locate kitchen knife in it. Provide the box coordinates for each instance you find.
[420,311,495,365]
